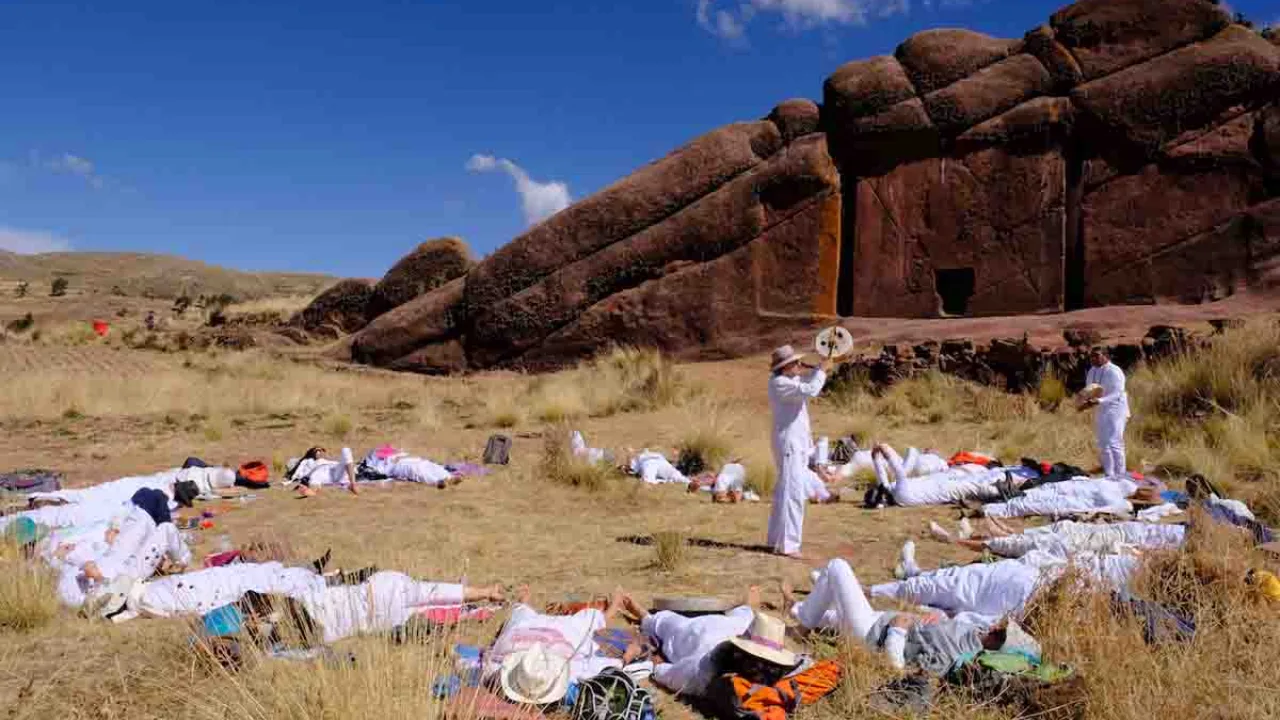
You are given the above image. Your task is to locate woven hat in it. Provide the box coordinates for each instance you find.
[728,613,799,668]
[770,345,806,372]
[499,643,571,705]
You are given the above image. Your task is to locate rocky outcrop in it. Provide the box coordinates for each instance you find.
[367,237,472,319]
[827,324,1214,395]
[289,279,376,335]
[308,0,1280,375]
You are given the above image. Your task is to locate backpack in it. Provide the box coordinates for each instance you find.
[483,435,512,465]
[0,470,63,495]
[236,461,271,489]
[829,438,856,465]
[946,651,1084,720]
[707,660,842,720]
[571,668,654,720]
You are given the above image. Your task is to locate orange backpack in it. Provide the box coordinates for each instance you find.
[237,461,270,488]
[707,660,842,720]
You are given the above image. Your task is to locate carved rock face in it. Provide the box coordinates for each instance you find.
[310,0,1280,374]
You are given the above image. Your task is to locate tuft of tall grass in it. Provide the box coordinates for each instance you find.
[652,530,689,572]
[674,400,737,475]
[0,544,58,633]
[539,423,621,492]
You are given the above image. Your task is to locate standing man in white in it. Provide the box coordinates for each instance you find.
[1082,347,1130,478]
[766,345,832,558]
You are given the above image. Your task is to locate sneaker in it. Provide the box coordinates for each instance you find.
[929,521,953,543]
[899,541,921,578]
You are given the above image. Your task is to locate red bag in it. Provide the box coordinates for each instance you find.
[237,461,270,488]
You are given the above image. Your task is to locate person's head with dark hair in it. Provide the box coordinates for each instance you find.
[1089,346,1109,368]
[130,487,173,525]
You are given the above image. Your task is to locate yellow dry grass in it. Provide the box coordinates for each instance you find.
[2,321,1280,719]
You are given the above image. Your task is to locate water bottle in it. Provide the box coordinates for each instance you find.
[816,436,830,466]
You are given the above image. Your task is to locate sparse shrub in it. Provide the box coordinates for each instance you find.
[49,277,68,297]
[674,401,736,475]
[324,413,353,439]
[744,458,776,497]
[172,295,191,316]
[0,545,58,632]
[203,423,225,442]
[61,406,83,421]
[5,313,34,334]
[652,530,689,571]
[1036,372,1068,410]
[14,281,28,298]
[540,424,619,491]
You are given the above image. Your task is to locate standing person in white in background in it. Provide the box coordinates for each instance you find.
[1081,347,1130,478]
[766,345,832,558]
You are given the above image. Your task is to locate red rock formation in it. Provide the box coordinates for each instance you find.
[367,237,472,319]
[315,0,1280,374]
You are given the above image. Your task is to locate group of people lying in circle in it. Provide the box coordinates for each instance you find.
[6,440,1276,713]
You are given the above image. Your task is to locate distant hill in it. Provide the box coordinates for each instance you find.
[0,251,336,301]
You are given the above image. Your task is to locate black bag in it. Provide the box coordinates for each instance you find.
[830,437,856,465]
[483,434,511,465]
[0,470,63,495]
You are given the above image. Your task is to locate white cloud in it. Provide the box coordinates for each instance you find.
[41,152,106,189]
[696,0,916,39]
[0,226,72,254]
[466,154,572,226]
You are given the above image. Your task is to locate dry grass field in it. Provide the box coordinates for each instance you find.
[2,320,1280,719]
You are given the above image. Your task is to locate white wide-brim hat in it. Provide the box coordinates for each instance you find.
[499,643,571,705]
[1080,383,1104,400]
[771,345,806,372]
[728,612,800,668]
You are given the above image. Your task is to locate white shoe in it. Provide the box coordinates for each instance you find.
[899,540,922,578]
[929,521,954,543]
[958,518,974,540]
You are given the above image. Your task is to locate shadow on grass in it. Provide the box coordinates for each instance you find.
[616,534,776,556]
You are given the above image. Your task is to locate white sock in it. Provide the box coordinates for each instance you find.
[958,518,974,540]
[929,521,953,543]
[900,541,921,578]
[884,625,908,670]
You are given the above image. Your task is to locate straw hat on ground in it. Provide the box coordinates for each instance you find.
[771,345,806,373]
[729,612,800,668]
[499,643,571,705]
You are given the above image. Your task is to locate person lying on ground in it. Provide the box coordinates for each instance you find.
[803,465,842,504]
[977,476,1139,519]
[785,558,1019,675]
[285,447,359,498]
[7,468,202,530]
[687,462,748,503]
[869,444,1037,507]
[619,586,765,695]
[97,558,505,636]
[870,542,1140,619]
[56,488,192,608]
[359,444,460,487]
[570,431,613,466]
[928,517,1186,559]
[626,449,688,485]
[483,586,630,687]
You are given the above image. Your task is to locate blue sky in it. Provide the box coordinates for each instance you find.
[0,0,1273,277]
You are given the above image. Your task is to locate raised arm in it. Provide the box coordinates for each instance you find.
[771,367,828,401]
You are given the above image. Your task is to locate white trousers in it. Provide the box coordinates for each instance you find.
[986,521,1186,558]
[767,449,808,555]
[871,558,1043,618]
[1096,410,1128,478]
[793,559,883,643]
[387,457,453,486]
[983,481,1132,519]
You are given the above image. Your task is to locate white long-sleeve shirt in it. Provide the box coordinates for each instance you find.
[1086,361,1129,419]
[768,369,826,459]
[643,606,754,696]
